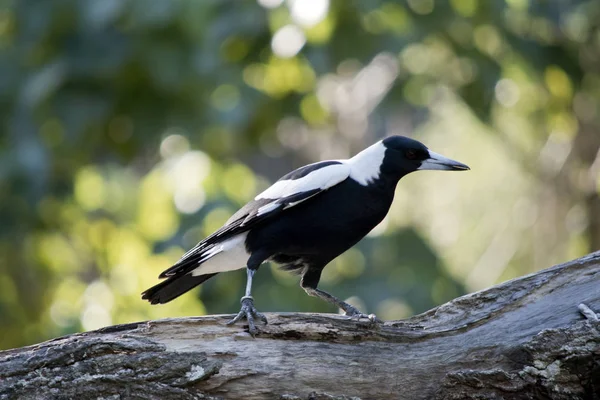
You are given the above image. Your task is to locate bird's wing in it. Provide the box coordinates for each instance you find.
[158,160,350,278]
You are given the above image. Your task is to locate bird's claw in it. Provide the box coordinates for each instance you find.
[227,296,268,335]
[344,307,382,325]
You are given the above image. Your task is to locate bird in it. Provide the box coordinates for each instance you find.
[142,135,469,334]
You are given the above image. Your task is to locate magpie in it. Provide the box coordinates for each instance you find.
[142,135,469,334]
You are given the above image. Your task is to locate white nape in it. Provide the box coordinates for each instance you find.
[344,140,386,186]
[191,233,249,275]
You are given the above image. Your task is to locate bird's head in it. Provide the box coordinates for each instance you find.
[381,136,470,176]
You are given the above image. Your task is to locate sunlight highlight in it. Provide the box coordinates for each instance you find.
[289,0,329,27]
[271,24,306,58]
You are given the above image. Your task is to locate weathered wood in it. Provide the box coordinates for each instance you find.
[1,252,600,400]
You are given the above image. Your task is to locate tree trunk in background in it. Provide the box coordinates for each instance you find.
[574,123,600,251]
[1,252,599,400]
[563,120,600,249]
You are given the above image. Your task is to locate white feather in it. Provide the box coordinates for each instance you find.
[255,163,349,200]
[190,233,249,275]
[283,192,320,209]
[256,202,280,216]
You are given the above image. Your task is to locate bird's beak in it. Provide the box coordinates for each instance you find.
[418,150,470,171]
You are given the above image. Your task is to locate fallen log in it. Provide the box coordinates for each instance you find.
[1,252,599,399]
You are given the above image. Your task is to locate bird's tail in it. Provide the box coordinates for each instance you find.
[141,272,217,305]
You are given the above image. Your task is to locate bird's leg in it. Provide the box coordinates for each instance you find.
[227,267,267,335]
[301,267,381,324]
[303,287,381,324]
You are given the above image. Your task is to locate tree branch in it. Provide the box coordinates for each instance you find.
[2,252,600,400]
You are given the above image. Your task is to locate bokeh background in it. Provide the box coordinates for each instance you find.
[1,0,599,350]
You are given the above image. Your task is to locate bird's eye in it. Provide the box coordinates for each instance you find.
[405,150,417,160]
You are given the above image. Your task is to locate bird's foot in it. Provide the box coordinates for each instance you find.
[227,296,268,336]
[343,305,382,325]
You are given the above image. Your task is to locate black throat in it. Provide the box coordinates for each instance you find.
[368,163,412,194]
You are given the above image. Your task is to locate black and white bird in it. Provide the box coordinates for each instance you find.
[142,135,469,334]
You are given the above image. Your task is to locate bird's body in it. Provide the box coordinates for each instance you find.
[142,136,469,333]
[253,177,393,259]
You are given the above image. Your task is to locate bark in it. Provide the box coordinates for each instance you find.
[1,252,600,400]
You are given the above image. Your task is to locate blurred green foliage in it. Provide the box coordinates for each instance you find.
[1,0,599,349]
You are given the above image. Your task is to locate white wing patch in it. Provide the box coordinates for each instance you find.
[254,141,385,203]
[190,233,249,276]
[255,163,350,200]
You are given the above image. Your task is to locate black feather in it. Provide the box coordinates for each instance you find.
[158,189,322,279]
[141,273,217,304]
